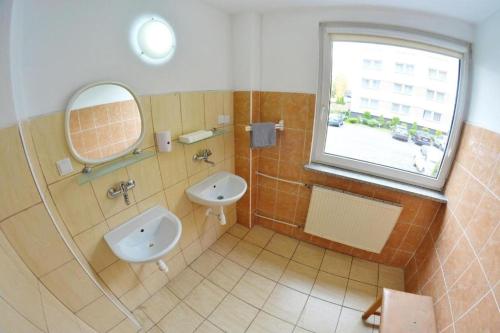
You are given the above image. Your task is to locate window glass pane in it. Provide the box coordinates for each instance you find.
[327,41,460,178]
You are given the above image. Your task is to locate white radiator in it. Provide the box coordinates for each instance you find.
[304,186,402,253]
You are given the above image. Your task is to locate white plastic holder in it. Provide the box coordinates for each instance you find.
[206,206,226,225]
[156,259,169,272]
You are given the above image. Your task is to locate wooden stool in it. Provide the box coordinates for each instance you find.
[362,288,437,333]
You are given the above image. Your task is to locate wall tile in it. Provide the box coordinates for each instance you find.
[1,203,72,277]
[126,152,163,201]
[74,222,118,272]
[0,298,45,333]
[454,292,500,333]
[204,91,224,129]
[0,125,40,221]
[91,168,134,218]
[223,91,234,125]
[151,93,182,139]
[30,112,84,184]
[139,95,155,149]
[41,260,102,312]
[49,175,104,236]
[137,191,168,212]
[106,205,139,230]
[164,180,193,218]
[180,92,205,134]
[76,296,125,333]
[157,142,188,188]
[98,261,141,297]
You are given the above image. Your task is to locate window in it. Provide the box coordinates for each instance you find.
[362,78,380,89]
[314,23,470,190]
[363,59,382,70]
[395,62,414,74]
[429,68,448,81]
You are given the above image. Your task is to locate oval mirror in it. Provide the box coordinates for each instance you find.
[65,82,144,165]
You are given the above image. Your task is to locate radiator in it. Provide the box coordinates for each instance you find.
[304,186,402,253]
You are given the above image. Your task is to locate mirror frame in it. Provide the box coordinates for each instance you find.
[64,81,145,166]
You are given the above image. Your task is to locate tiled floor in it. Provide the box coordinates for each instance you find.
[137,225,405,333]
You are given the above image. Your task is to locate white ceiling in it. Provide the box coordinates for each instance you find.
[202,0,500,23]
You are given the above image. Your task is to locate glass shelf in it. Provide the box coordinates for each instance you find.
[175,129,226,145]
[78,150,156,185]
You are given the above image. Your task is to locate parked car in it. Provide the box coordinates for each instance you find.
[328,113,344,127]
[391,125,409,141]
[412,130,431,145]
[413,146,443,175]
[433,136,446,151]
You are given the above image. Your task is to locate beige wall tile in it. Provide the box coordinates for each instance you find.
[151,93,182,139]
[184,140,210,176]
[180,92,205,134]
[224,127,235,159]
[157,142,188,188]
[126,152,163,201]
[74,222,118,272]
[39,284,97,333]
[0,232,46,330]
[223,91,234,126]
[139,95,155,149]
[91,168,134,218]
[208,135,225,163]
[49,175,104,236]
[30,112,83,184]
[0,125,40,221]
[99,261,141,297]
[164,180,193,218]
[0,298,45,333]
[106,205,139,230]
[76,296,125,333]
[1,203,72,277]
[204,91,224,129]
[137,191,168,212]
[41,260,102,312]
[179,213,199,249]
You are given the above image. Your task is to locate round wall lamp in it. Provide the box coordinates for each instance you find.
[131,16,176,64]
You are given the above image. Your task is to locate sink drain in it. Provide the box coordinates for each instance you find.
[217,195,224,200]
[149,242,154,248]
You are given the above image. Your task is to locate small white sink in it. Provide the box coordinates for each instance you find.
[186,171,247,207]
[104,205,181,265]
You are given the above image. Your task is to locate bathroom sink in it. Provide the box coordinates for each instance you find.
[104,205,182,265]
[186,171,247,207]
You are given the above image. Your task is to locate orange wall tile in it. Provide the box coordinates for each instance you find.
[404,123,499,332]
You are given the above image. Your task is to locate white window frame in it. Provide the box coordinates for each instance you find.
[313,22,471,191]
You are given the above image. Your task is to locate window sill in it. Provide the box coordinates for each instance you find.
[305,163,447,203]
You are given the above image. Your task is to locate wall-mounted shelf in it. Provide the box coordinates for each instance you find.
[78,150,156,185]
[175,128,226,145]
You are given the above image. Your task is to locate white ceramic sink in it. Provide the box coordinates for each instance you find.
[186,171,247,207]
[104,205,181,267]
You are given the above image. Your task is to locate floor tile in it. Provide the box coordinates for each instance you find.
[232,270,276,308]
[185,280,227,317]
[335,307,373,333]
[293,327,311,333]
[228,224,250,239]
[280,261,318,294]
[227,240,262,268]
[247,311,295,333]
[157,302,203,333]
[244,225,275,248]
[132,308,155,331]
[320,250,352,278]
[265,234,299,258]
[298,296,341,333]
[209,294,259,333]
[311,271,348,305]
[167,267,203,299]
[251,250,289,281]
[207,259,247,292]
[343,280,377,311]
[378,264,404,291]
[210,233,239,256]
[195,320,224,333]
[263,285,308,324]
[292,242,325,269]
[349,258,378,285]
[146,326,163,333]
[190,249,224,277]
[139,287,179,323]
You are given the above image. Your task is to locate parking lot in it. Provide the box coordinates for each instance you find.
[325,123,437,176]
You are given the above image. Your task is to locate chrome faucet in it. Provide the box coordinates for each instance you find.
[193,149,215,165]
[107,180,136,205]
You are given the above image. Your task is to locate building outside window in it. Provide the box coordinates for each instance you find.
[314,23,469,190]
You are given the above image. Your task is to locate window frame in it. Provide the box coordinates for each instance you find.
[313,22,471,191]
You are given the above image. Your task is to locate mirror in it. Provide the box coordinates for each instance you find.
[65,82,144,165]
